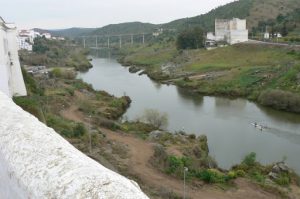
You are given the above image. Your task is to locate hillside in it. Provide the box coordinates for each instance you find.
[90,22,158,35]
[163,0,300,32]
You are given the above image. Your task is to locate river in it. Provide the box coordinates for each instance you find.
[78,57,300,173]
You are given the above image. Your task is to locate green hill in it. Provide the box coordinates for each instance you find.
[163,0,300,32]
[90,22,158,35]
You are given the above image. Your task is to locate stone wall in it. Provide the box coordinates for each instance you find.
[0,92,148,199]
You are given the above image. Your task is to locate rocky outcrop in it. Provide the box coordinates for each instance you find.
[0,92,148,199]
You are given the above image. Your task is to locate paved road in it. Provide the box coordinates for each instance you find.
[246,39,300,47]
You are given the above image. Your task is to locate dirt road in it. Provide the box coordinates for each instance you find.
[61,103,286,199]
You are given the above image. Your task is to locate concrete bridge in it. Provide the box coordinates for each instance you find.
[81,32,153,49]
[0,91,149,199]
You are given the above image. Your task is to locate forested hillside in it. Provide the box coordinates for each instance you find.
[163,0,300,32]
[90,22,157,35]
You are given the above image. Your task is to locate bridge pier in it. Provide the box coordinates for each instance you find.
[83,37,86,48]
[95,36,98,48]
[142,34,145,44]
[119,35,122,48]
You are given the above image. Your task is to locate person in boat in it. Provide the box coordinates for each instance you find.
[254,122,257,127]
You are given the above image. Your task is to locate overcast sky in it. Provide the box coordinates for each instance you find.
[1,0,235,29]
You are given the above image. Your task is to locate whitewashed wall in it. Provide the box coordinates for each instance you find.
[0,92,149,199]
[0,18,27,98]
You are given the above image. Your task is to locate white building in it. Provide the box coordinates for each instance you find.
[153,28,164,37]
[42,32,51,39]
[0,17,27,97]
[264,32,270,39]
[207,18,248,45]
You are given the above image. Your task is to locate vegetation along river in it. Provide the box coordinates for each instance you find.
[78,57,300,174]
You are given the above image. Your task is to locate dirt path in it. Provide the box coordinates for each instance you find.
[61,103,284,199]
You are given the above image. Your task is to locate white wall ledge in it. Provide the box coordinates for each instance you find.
[0,92,148,199]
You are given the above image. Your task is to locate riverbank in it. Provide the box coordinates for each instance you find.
[119,42,300,114]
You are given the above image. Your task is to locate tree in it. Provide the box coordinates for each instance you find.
[281,23,288,37]
[176,27,205,50]
[140,109,168,129]
[32,37,49,54]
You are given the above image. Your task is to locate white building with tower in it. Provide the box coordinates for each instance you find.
[0,17,27,97]
[207,18,248,45]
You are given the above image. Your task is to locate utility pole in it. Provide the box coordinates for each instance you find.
[83,37,86,48]
[131,34,133,46]
[88,115,92,154]
[183,167,188,199]
[119,35,122,48]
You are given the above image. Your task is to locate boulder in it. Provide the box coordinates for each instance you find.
[268,172,279,180]
[271,164,281,174]
[148,130,165,140]
[277,162,289,172]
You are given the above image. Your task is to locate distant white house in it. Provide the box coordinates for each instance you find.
[17,29,41,51]
[42,32,51,39]
[153,28,164,37]
[0,17,27,97]
[207,18,248,45]
[264,32,270,39]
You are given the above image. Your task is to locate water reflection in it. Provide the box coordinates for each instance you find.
[176,87,204,106]
[259,105,300,124]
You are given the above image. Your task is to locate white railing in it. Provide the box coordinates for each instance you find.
[0,92,148,199]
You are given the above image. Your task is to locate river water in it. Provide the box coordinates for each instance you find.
[78,57,300,173]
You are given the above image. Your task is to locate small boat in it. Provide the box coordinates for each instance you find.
[251,123,265,131]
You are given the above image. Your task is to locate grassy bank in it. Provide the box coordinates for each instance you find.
[120,42,300,113]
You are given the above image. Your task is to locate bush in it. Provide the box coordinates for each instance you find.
[275,173,291,186]
[250,171,265,183]
[196,169,227,183]
[13,97,45,122]
[242,152,257,167]
[236,170,246,177]
[140,109,169,129]
[258,90,300,113]
[73,123,86,137]
[176,27,205,50]
[21,67,44,96]
[166,156,184,174]
[51,68,62,78]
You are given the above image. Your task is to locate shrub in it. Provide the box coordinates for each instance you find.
[228,171,237,179]
[166,156,184,174]
[196,169,227,183]
[51,68,62,78]
[236,170,246,177]
[250,171,265,183]
[258,90,300,113]
[13,97,45,122]
[73,123,86,137]
[275,173,291,186]
[140,109,169,129]
[242,152,257,167]
[176,27,205,49]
